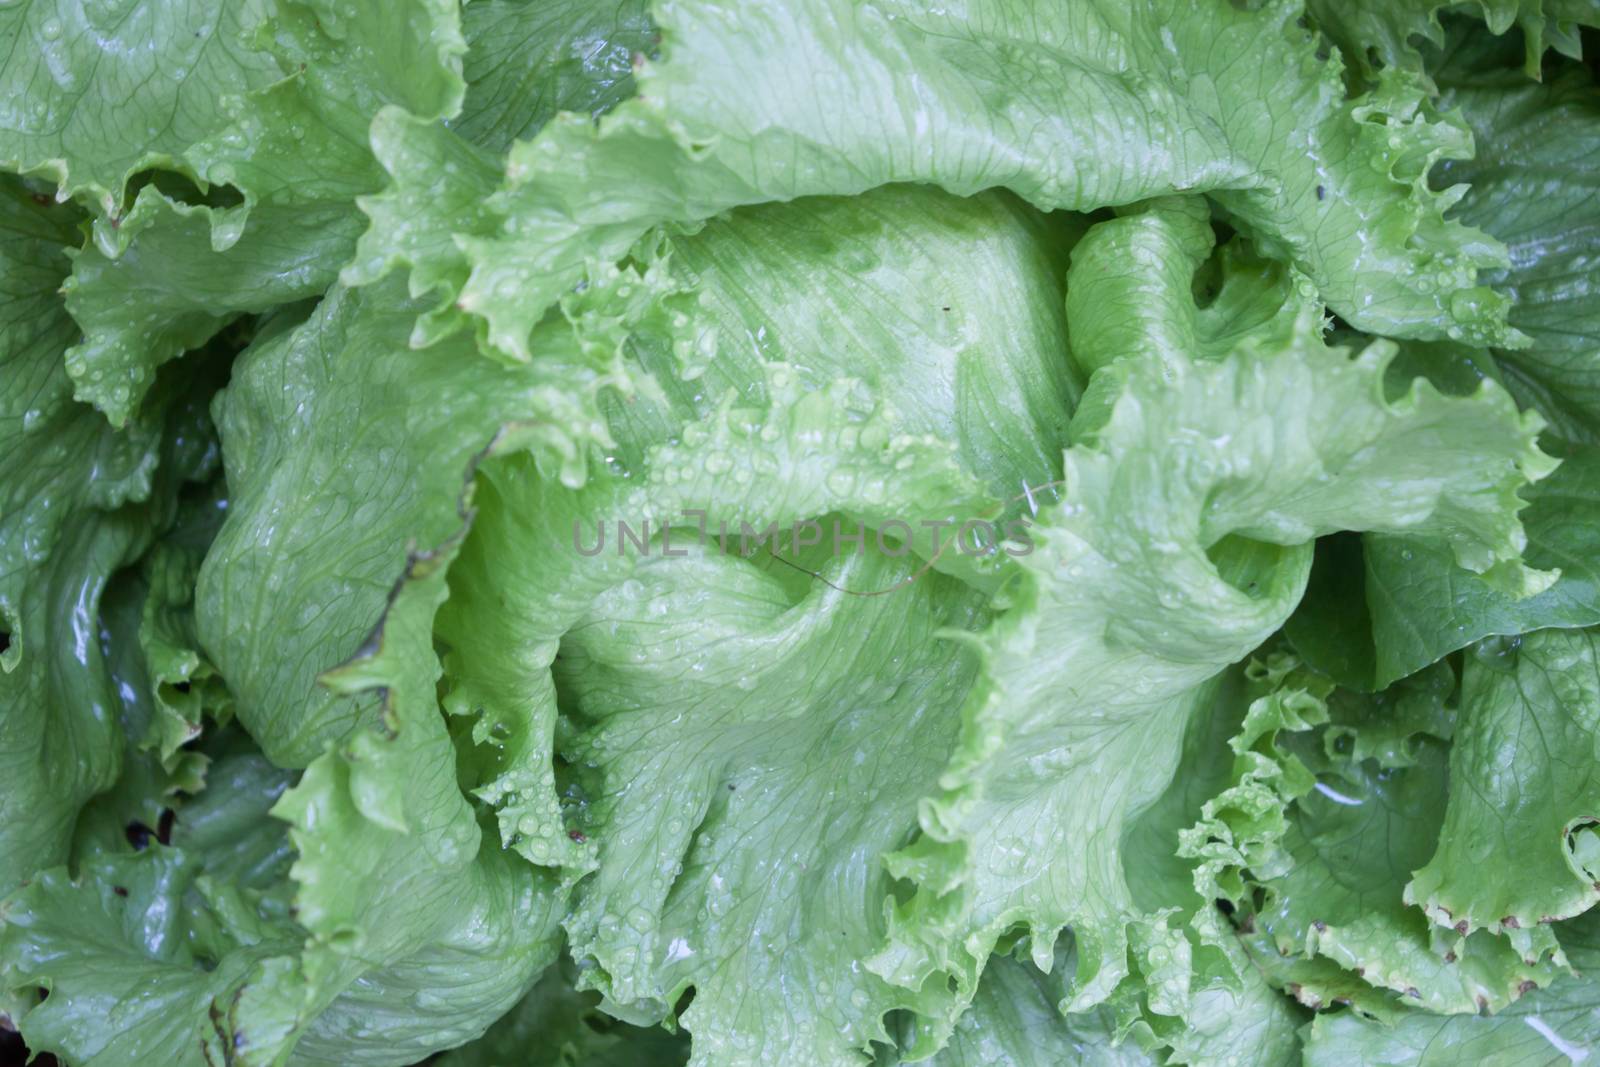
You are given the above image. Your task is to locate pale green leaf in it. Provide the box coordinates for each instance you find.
[439,0,1517,360]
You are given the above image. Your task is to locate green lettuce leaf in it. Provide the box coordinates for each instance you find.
[1434,32,1600,443]
[1190,651,1569,1016]
[423,197,1077,927]
[61,189,367,427]
[4,495,564,1066]
[0,174,221,890]
[195,266,684,765]
[8,8,1594,1061]
[1116,663,1313,1066]
[262,530,563,1066]
[653,188,1081,501]
[361,0,1519,359]
[424,188,1077,1063]
[57,0,671,426]
[553,544,986,1064]
[60,0,468,426]
[211,179,1070,770]
[0,0,278,211]
[1304,910,1600,1066]
[878,198,1548,1035]
[455,0,656,155]
[1289,441,1600,690]
[0,847,298,1066]
[341,0,655,344]
[434,957,690,1067]
[1306,0,1599,81]
[1407,628,1600,935]
[911,949,1163,1067]
[1,551,294,1064]
[1288,36,1600,690]
[62,478,233,871]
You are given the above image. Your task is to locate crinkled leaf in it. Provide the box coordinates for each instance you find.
[62,190,366,428]
[1304,910,1600,1067]
[195,271,672,766]
[551,545,985,1066]
[1265,723,1564,1012]
[62,0,469,424]
[1435,35,1600,443]
[1291,443,1600,689]
[414,0,1517,360]
[875,201,1549,1039]
[0,0,278,210]
[345,0,659,339]
[0,175,219,890]
[3,471,560,1064]
[433,184,1075,878]
[1407,628,1600,935]
[651,187,1081,503]
[1307,0,1599,81]
[231,458,559,1067]
[0,848,297,1067]
[1185,648,1568,1016]
[1118,664,1313,1066]
[910,950,1162,1067]
[1368,448,1600,685]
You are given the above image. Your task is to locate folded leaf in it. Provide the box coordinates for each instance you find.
[878,201,1550,1036]
[195,270,674,765]
[1307,0,1599,81]
[62,0,468,425]
[400,0,1519,359]
[1435,32,1600,443]
[1408,628,1600,935]
[1304,910,1600,1066]
[434,958,690,1067]
[0,0,278,210]
[1291,442,1600,689]
[0,176,220,890]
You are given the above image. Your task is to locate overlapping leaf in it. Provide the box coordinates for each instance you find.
[352,0,1520,362]
[877,202,1549,1040]
[0,175,220,890]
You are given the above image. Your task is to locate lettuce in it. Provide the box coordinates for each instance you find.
[2,3,1599,1065]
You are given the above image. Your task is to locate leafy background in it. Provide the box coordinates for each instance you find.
[3,2,1600,1065]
